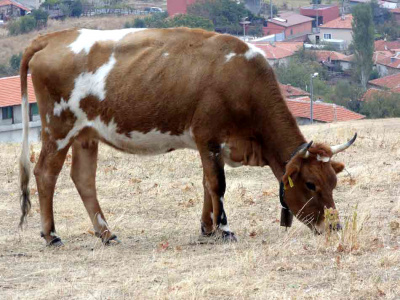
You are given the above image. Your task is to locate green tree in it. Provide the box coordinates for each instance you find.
[352,4,374,91]
[32,9,49,28]
[187,0,253,34]
[167,14,214,31]
[70,0,83,17]
[8,15,36,35]
[361,93,400,118]
[10,53,22,71]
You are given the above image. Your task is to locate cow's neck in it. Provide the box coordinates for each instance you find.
[257,93,307,181]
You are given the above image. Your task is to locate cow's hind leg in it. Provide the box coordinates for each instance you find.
[198,142,237,242]
[34,141,70,246]
[70,139,119,244]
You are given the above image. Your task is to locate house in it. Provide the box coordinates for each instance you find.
[167,0,196,16]
[374,39,400,52]
[308,14,353,49]
[313,50,354,71]
[0,75,40,142]
[368,73,400,93]
[360,88,394,102]
[392,8,400,24]
[287,99,365,125]
[250,41,303,66]
[300,4,340,29]
[279,83,309,99]
[0,0,30,20]
[373,51,400,76]
[263,12,313,40]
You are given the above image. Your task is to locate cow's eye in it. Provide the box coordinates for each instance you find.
[306,182,316,191]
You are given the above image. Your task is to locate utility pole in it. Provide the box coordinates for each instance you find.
[270,0,273,19]
[310,73,318,124]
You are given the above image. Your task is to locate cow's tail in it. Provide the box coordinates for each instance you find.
[19,37,48,228]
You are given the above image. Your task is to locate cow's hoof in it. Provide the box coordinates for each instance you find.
[222,231,238,242]
[47,237,64,247]
[103,234,121,245]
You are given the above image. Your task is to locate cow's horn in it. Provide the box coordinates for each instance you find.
[299,141,313,158]
[331,133,357,155]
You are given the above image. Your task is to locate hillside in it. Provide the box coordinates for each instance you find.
[0,119,399,298]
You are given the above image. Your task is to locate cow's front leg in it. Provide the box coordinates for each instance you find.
[199,142,237,242]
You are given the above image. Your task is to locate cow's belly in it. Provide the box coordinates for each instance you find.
[93,118,197,155]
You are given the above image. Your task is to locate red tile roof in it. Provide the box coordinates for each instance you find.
[360,88,393,102]
[250,42,303,60]
[279,83,310,98]
[0,75,36,108]
[267,12,314,28]
[320,14,353,29]
[313,50,350,62]
[0,0,31,11]
[287,99,365,123]
[391,8,400,14]
[374,40,400,52]
[368,73,400,90]
[374,53,400,69]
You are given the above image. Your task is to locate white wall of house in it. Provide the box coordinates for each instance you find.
[339,61,352,71]
[0,121,41,143]
[309,28,352,49]
[0,104,41,142]
[376,64,400,77]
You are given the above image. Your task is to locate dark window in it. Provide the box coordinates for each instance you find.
[2,106,13,119]
[30,103,39,115]
[290,29,293,35]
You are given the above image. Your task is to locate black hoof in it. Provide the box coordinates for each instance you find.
[103,234,121,245]
[222,231,238,242]
[47,237,64,247]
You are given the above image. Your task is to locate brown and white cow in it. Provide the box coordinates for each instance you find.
[19,28,356,246]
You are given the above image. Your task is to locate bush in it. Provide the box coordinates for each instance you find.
[70,0,83,17]
[10,53,22,72]
[361,93,400,118]
[8,15,36,36]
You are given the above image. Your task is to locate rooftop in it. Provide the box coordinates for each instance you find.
[250,42,303,60]
[0,0,31,11]
[374,40,400,52]
[391,8,400,14]
[360,88,394,102]
[320,14,353,29]
[0,75,36,108]
[287,99,365,123]
[279,83,310,98]
[312,50,351,62]
[267,12,314,28]
[301,4,339,10]
[368,73,400,90]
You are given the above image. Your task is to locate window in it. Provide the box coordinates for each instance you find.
[30,103,39,115]
[290,29,293,35]
[323,33,332,40]
[2,106,12,120]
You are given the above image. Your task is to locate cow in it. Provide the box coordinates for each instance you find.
[19,28,356,246]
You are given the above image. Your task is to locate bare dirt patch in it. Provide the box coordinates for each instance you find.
[0,119,399,299]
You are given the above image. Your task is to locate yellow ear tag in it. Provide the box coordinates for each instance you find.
[288,176,294,188]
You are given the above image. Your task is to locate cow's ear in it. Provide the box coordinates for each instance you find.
[331,161,345,174]
[282,164,300,189]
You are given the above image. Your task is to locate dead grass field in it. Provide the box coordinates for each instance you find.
[0,119,400,299]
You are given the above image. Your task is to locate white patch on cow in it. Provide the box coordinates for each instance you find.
[245,43,266,60]
[162,52,169,57]
[56,54,116,150]
[97,214,109,229]
[221,143,242,168]
[69,28,147,54]
[46,114,50,124]
[53,98,69,117]
[314,221,325,234]
[317,155,330,163]
[92,118,197,154]
[210,212,214,220]
[44,127,51,134]
[219,224,230,232]
[225,52,236,63]
[50,231,57,237]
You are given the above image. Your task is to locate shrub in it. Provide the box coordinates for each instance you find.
[8,15,36,36]
[10,53,22,71]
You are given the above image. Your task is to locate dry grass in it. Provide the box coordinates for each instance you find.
[0,118,399,299]
[0,15,143,66]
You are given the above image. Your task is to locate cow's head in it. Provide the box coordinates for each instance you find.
[281,134,357,233]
